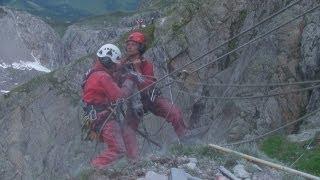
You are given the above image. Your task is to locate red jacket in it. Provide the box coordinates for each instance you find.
[139,59,156,90]
[121,58,156,91]
[82,60,132,106]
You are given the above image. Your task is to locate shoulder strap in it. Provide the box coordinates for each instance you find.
[139,57,149,70]
[81,68,106,89]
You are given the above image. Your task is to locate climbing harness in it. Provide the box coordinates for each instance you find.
[80,102,116,141]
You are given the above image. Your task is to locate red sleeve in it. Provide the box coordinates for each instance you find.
[141,61,156,89]
[99,72,130,102]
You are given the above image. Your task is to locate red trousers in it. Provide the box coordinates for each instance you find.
[91,97,187,169]
[146,96,187,137]
[125,95,187,146]
[126,96,187,136]
[91,120,138,169]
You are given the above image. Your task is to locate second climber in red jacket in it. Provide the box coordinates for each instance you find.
[122,32,187,140]
[82,44,141,169]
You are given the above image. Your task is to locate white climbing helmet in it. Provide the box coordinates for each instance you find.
[96,44,122,64]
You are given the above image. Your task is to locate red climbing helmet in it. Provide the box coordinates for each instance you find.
[126,32,146,44]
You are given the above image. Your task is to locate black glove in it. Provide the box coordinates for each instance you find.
[125,71,145,83]
[148,87,161,102]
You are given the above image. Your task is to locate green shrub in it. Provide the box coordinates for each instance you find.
[261,135,320,176]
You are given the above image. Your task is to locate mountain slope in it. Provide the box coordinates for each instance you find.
[0,4,162,178]
[0,56,93,179]
[0,6,66,93]
[144,0,320,142]
[0,0,141,23]
[62,9,160,61]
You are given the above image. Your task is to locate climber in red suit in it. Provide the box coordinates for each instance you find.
[122,32,187,141]
[82,44,140,169]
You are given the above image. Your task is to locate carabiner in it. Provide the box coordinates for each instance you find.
[150,88,156,102]
[89,105,97,121]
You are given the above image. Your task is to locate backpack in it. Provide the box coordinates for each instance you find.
[80,68,106,141]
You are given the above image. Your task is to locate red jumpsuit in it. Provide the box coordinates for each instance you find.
[124,58,187,139]
[82,60,138,169]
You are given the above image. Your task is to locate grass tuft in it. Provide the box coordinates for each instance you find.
[261,135,320,176]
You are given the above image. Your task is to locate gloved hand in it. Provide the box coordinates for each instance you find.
[125,71,145,83]
[88,131,100,141]
[147,87,161,102]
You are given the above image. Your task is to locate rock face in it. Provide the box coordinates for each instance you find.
[0,57,95,179]
[0,6,160,92]
[62,10,161,61]
[299,23,320,80]
[0,7,162,178]
[299,9,320,131]
[0,6,66,92]
[0,7,66,68]
[62,24,128,62]
[145,0,319,142]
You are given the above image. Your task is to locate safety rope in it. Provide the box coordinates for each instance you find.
[168,78,320,88]
[172,5,319,151]
[221,108,320,147]
[175,84,320,100]
[138,42,190,138]
[149,90,184,137]
[127,4,320,178]
[206,0,302,40]
[130,3,320,154]
[290,138,314,167]
[164,2,319,128]
[97,106,117,136]
[188,0,302,44]
[191,4,320,74]
[125,1,309,101]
